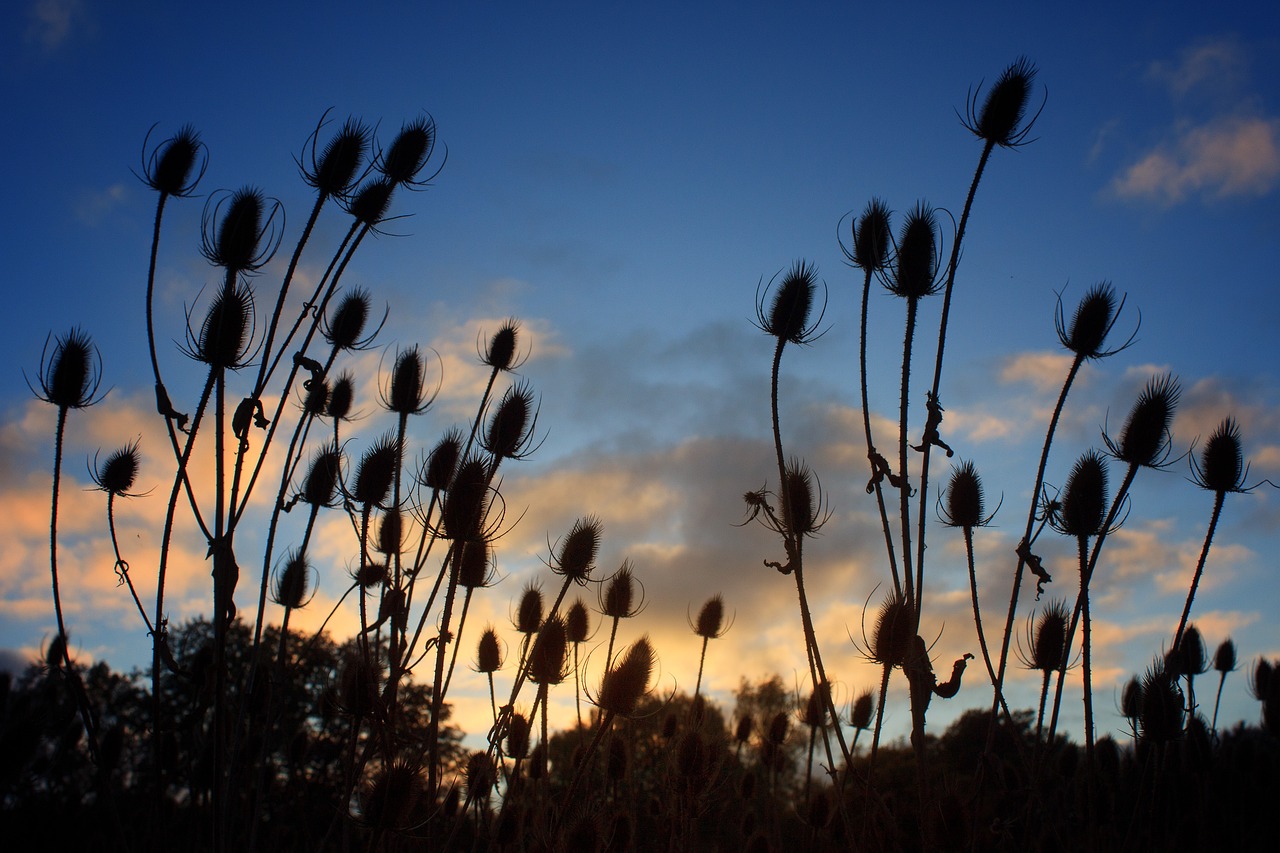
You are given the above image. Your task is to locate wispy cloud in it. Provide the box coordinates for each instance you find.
[75,183,129,227]
[25,0,86,50]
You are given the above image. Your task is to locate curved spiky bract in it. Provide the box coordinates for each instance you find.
[299,112,370,198]
[91,441,142,497]
[1105,373,1181,468]
[1053,450,1110,539]
[199,187,282,274]
[1192,417,1248,494]
[141,123,207,197]
[851,198,892,272]
[34,327,104,409]
[755,260,825,345]
[553,516,602,585]
[597,636,655,717]
[1055,282,1136,360]
[887,203,941,301]
[963,57,1042,148]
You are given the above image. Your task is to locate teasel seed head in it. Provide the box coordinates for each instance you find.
[735,714,754,745]
[528,615,569,686]
[324,287,381,352]
[1106,373,1181,469]
[379,114,439,186]
[271,549,312,610]
[1055,282,1134,361]
[1019,599,1070,673]
[888,202,941,301]
[362,759,422,830]
[553,515,602,585]
[1214,638,1237,674]
[766,710,789,746]
[851,197,892,272]
[474,625,503,674]
[851,689,875,731]
[456,537,495,590]
[566,598,591,644]
[601,560,641,619]
[941,460,993,529]
[326,371,355,421]
[34,327,103,409]
[1137,660,1185,745]
[1121,675,1142,725]
[382,345,437,416]
[376,507,403,556]
[597,636,655,718]
[303,378,329,416]
[1053,450,1110,540]
[480,318,523,371]
[1192,417,1247,494]
[346,177,396,226]
[482,379,539,462]
[92,440,142,497]
[801,682,829,728]
[188,281,256,370]
[300,113,370,198]
[1169,624,1208,678]
[505,712,531,759]
[965,57,1040,148]
[466,751,495,802]
[421,428,463,492]
[440,456,490,541]
[200,187,281,274]
[299,444,342,508]
[693,594,727,640]
[350,432,401,508]
[514,582,544,635]
[781,458,827,538]
[756,259,824,345]
[141,123,207,197]
[868,591,916,669]
[352,561,388,590]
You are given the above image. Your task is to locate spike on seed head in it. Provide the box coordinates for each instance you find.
[694,595,726,639]
[93,441,141,497]
[852,198,892,272]
[554,516,601,585]
[271,549,312,610]
[597,636,654,717]
[142,123,207,197]
[35,327,102,410]
[968,57,1040,148]
[1193,417,1247,494]
[1055,450,1110,540]
[566,598,591,644]
[889,203,941,300]
[1110,374,1181,468]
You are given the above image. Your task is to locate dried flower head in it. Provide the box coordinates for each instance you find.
[376,507,403,556]
[566,598,591,644]
[482,380,539,462]
[381,345,437,416]
[781,458,828,538]
[303,378,329,416]
[140,123,207,197]
[480,318,524,371]
[475,625,503,674]
[271,549,313,610]
[1053,450,1111,540]
[1137,660,1185,744]
[362,759,422,830]
[528,616,570,686]
[379,115,440,187]
[350,432,402,508]
[601,560,642,619]
[1214,638,1237,674]
[1105,374,1181,469]
[755,260,825,345]
[345,177,396,227]
[505,712,531,759]
[298,444,342,508]
[597,636,655,717]
[1168,624,1208,678]
[300,112,370,198]
[866,591,915,669]
[887,203,942,301]
[941,460,996,529]
[1018,599,1070,673]
[32,327,104,410]
[552,516,601,585]
[199,187,281,274]
[850,690,875,731]
[352,560,388,590]
[91,440,142,497]
[1191,417,1249,494]
[1055,282,1136,361]
[514,583,544,635]
[440,456,490,541]
[846,198,893,272]
[420,428,463,493]
[963,57,1042,148]
[693,594,728,640]
[324,287,383,352]
[456,537,495,590]
[186,281,256,370]
[326,371,355,421]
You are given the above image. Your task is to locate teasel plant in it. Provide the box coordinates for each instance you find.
[690,593,730,704]
[1209,637,1236,736]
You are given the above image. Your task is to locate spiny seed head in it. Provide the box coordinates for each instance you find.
[346,177,395,226]
[528,616,569,685]
[482,318,521,371]
[483,380,537,461]
[271,549,312,610]
[142,123,207,197]
[353,561,388,590]
[514,583,543,635]
[870,592,916,668]
[694,595,726,639]
[1171,625,1208,678]
[363,759,422,830]
[1214,638,1237,674]
[782,458,824,537]
[968,57,1039,148]
[326,372,354,420]
[505,712,531,758]
[1138,661,1185,744]
[191,281,255,369]
[302,115,370,198]
[888,203,940,300]
[324,288,375,351]
[801,684,829,728]
[380,115,438,186]
[93,441,141,497]
[465,751,495,800]
[566,598,591,644]
[758,259,821,345]
[1111,374,1181,468]
[383,345,434,415]
[598,636,654,718]
[1121,676,1142,722]
[1252,659,1274,701]
[351,432,401,508]
[735,714,754,744]
[440,456,490,540]
[456,537,494,589]
[852,198,893,272]
[201,187,279,273]
[851,690,875,731]
[602,560,639,619]
[1055,450,1109,540]
[943,460,987,529]
[301,444,341,507]
[376,507,403,556]
[422,429,463,492]
[338,652,377,717]
[1057,282,1126,360]
[303,379,329,416]
[35,327,102,409]
[767,711,789,745]
[554,516,601,585]
[1194,417,1246,494]
[1025,599,1070,673]
[475,625,503,673]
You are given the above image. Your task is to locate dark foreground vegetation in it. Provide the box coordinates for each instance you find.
[8,58,1279,851]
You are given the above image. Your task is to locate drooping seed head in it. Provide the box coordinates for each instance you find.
[191,281,255,369]
[142,124,207,197]
[694,595,726,640]
[483,380,538,462]
[35,327,102,409]
[597,636,655,718]
[757,260,822,345]
[1109,374,1181,468]
[475,625,503,673]
[967,57,1040,148]
[942,460,988,529]
[514,583,543,635]
[1055,450,1110,540]
[200,187,279,274]
[1056,282,1129,361]
[527,616,569,686]
[850,690,875,731]
[1214,638,1237,674]
[1193,417,1247,494]
[271,549,312,610]
[852,198,892,272]
[566,598,591,644]
[302,114,370,198]
[554,516,601,585]
[380,115,438,186]
[326,372,355,421]
[888,203,940,300]
[351,432,402,508]
[93,441,141,497]
[324,288,375,351]
[481,318,521,371]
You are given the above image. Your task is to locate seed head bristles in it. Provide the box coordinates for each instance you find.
[1051,450,1113,540]
[939,460,1000,529]
[885,203,943,301]
[361,758,423,830]
[474,625,504,673]
[270,549,313,610]
[479,318,527,372]
[550,516,602,586]
[323,287,384,352]
[139,123,207,197]
[31,328,105,409]
[481,380,542,463]
[90,440,142,497]
[344,177,397,228]
[378,114,444,188]
[596,636,655,718]
[183,281,258,370]
[961,57,1044,148]
[1054,282,1138,361]
[351,560,388,590]
[691,594,731,640]
[349,431,402,509]
[420,428,464,492]
[1102,373,1182,469]
[753,260,827,346]
[380,344,440,416]
[199,187,282,274]
[298,111,371,199]
[600,560,644,618]
[839,197,893,272]
[326,371,356,421]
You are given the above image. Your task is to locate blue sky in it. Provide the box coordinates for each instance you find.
[2,0,1278,748]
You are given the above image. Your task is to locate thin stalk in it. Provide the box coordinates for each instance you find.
[964,527,998,689]
[857,266,902,595]
[1173,491,1225,652]
[897,299,918,612]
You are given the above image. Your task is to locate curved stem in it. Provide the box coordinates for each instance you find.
[1173,490,1225,652]
[858,267,902,595]
[964,527,998,689]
